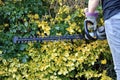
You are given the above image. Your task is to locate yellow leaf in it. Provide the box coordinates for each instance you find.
[58,67,68,75]
[101,59,107,64]
[0,50,2,54]
[4,23,9,27]
[34,14,39,19]
[0,71,5,75]
[66,27,75,34]
[44,30,50,36]
[66,61,74,67]
[35,20,40,24]
[100,18,104,24]
[36,31,40,35]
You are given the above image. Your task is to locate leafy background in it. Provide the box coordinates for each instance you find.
[0,0,116,80]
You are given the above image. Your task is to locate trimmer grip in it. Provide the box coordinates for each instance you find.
[84,19,97,40]
[96,26,106,40]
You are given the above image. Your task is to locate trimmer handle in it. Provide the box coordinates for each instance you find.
[84,19,97,40]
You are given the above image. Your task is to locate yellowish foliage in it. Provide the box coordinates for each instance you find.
[101,59,107,64]
[0,0,4,5]
[100,70,112,80]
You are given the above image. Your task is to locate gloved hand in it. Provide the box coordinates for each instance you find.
[84,8,99,40]
[84,8,106,40]
[84,8,99,30]
[84,8,99,20]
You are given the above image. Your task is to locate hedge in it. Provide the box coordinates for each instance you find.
[0,0,116,80]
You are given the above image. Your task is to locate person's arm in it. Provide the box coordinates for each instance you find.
[88,0,99,13]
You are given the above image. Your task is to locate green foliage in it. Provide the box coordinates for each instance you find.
[0,0,116,80]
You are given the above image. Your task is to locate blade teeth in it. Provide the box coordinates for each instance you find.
[38,40,41,43]
[25,41,28,43]
[30,36,33,38]
[21,41,24,43]
[33,36,36,38]
[17,41,20,43]
[27,41,30,43]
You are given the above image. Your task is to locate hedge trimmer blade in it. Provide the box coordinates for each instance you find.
[13,34,84,43]
[13,20,106,43]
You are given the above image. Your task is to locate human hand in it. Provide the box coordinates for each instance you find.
[84,8,99,40]
[84,8,99,23]
[84,8,99,30]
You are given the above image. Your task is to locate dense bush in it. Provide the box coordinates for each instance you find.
[0,0,116,80]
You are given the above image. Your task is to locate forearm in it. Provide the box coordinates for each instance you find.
[88,0,99,13]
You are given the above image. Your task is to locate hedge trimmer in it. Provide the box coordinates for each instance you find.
[13,19,106,43]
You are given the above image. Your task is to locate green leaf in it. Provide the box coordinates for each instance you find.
[19,44,28,51]
[24,22,28,27]
[21,55,29,63]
